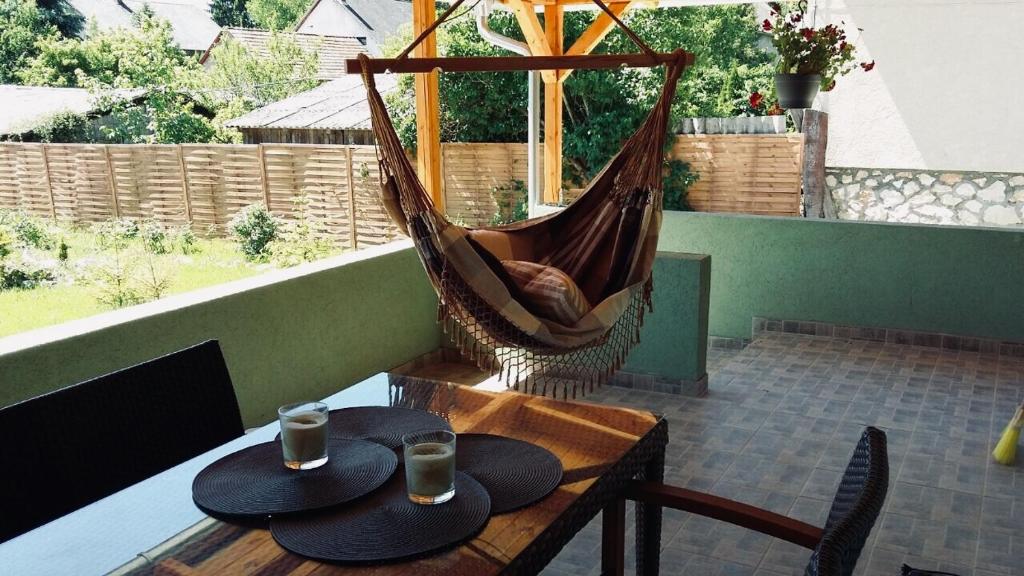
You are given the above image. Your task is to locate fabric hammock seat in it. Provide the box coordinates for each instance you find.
[360,51,691,397]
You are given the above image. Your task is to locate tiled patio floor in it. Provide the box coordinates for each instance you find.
[542,332,1024,576]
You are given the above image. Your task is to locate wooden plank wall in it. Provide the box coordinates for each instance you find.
[0,143,401,248]
[672,134,805,216]
[0,136,805,243]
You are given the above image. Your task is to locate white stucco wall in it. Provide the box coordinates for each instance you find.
[817,0,1024,172]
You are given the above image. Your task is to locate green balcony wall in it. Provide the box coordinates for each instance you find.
[658,211,1024,341]
[0,244,440,427]
[624,253,711,385]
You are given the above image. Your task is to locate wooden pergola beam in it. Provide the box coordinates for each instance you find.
[543,4,564,204]
[563,0,637,80]
[413,0,443,210]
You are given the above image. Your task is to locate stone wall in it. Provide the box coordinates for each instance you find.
[827,168,1024,227]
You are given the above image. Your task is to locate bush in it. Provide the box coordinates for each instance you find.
[34,111,95,143]
[175,224,199,254]
[0,226,12,260]
[140,220,170,254]
[230,204,279,261]
[0,254,58,290]
[93,218,140,249]
[90,247,142,308]
[663,159,699,212]
[10,213,54,250]
[269,197,333,267]
[490,180,529,225]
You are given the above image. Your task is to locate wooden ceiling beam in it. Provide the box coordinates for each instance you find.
[562,0,639,82]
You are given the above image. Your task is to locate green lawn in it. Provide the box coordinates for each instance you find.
[0,236,264,338]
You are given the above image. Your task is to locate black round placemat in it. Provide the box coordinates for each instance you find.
[193,439,397,518]
[270,469,490,564]
[325,406,452,449]
[456,434,563,514]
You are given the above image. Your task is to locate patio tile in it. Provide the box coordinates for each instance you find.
[536,331,1018,575]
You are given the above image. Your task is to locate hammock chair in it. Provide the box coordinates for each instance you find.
[354,1,694,397]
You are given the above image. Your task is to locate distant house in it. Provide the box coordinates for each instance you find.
[200,28,368,81]
[296,0,412,55]
[66,0,221,53]
[0,85,211,142]
[225,74,399,144]
[0,85,116,140]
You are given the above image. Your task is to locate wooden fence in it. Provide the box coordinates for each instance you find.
[0,136,804,243]
[672,134,805,216]
[0,143,401,249]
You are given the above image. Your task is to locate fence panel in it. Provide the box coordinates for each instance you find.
[673,134,804,216]
[0,144,53,218]
[181,144,264,236]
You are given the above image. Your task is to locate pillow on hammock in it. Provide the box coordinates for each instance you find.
[501,260,592,325]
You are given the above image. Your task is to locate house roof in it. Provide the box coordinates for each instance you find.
[201,28,368,81]
[224,74,399,131]
[66,0,220,52]
[0,85,98,135]
[297,0,411,50]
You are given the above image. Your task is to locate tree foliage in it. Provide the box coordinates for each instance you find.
[0,0,56,83]
[246,0,312,30]
[37,0,83,37]
[387,5,774,184]
[202,33,320,108]
[210,0,253,28]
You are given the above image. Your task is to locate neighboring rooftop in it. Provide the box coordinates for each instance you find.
[201,28,368,81]
[224,74,399,131]
[0,85,100,135]
[297,0,412,54]
[66,0,221,52]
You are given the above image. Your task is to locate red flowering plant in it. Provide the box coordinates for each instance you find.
[764,1,874,91]
[747,91,785,116]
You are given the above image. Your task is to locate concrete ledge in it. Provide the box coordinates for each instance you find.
[0,242,441,427]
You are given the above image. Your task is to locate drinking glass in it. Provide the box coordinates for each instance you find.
[402,430,456,504]
[278,401,329,470]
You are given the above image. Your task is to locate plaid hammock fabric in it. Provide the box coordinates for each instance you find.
[361,53,690,397]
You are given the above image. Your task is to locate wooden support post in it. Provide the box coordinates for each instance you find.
[177,145,193,224]
[543,4,564,204]
[257,144,271,209]
[413,0,444,211]
[104,145,120,219]
[38,144,57,222]
[800,110,829,218]
[345,147,358,250]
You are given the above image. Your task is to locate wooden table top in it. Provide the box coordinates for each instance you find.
[118,375,664,576]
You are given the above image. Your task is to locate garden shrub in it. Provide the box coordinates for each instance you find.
[90,247,142,308]
[140,220,170,254]
[0,254,58,290]
[490,180,528,225]
[230,204,279,261]
[11,213,54,250]
[663,159,699,211]
[0,226,12,260]
[175,224,199,254]
[94,218,140,249]
[269,197,333,267]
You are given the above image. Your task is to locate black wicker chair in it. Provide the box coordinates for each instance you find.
[618,427,888,576]
[0,340,244,543]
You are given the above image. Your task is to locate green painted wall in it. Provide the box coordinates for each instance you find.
[0,245,440,427]
[658,212,1024,341]
[625,253,711,382]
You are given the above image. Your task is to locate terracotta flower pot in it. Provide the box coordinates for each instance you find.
[775,73,821,109]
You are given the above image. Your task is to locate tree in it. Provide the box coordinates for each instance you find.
[37,0,83,37]
[201,33,319,108]
[0,0,56,83]
[19,12,225,144]
[386,5,774,184]
[246,0,311,30]
[210,0,253,28]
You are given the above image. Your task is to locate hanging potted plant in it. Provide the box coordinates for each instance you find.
[763,1,874,109]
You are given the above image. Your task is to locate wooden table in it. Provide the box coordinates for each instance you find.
[117,374,668,575]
